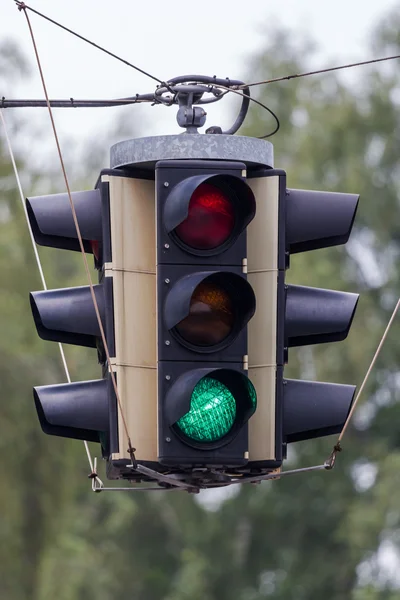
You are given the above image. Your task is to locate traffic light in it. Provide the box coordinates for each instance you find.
[27,171,160,475]
[246,170,359,470]
[27,185,114,450]
[283,186,359,444]
[27,149,360,485]
[156,160,257,468]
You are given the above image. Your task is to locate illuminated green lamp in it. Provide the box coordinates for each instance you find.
[176,375,256,443]
[176,377,236,442]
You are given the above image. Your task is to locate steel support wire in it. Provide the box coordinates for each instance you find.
[89,462,330,493]
[0,108,103,487]
[14,1,169,88]
[237,54,400,90]
[326,297,400,467]
[90,459,199,493]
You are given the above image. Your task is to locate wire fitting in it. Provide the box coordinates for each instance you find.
[127,439,138,470]
[325,442,342,470]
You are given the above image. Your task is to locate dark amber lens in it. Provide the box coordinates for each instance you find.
[175,281,234,346]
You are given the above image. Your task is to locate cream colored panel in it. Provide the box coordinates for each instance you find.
[247,270,277,367]
[247,176,279,272]
[114,365,157,461]
[110,269,156,368]
[247,175,280,462]
[248,366,276,460]
[106,175,155,273]
[103,175,157,463]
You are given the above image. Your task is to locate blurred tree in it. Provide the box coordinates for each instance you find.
[1,7,400,600]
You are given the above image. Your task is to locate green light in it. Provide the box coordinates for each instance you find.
[176,376,236,442]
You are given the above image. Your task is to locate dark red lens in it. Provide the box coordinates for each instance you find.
[174,183,235,250]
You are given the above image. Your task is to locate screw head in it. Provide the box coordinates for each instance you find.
[165,375,171,381]
[164,243,170,249]
[164,278,170,284]
[166,437,171,443]
[165,340,171,346]
[163,181,169,188]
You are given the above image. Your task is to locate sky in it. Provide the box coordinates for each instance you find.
[1,0,399,155]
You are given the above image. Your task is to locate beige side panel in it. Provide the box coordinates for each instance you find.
[247,271,277,368]
[105,175,156,273]
[111,269,156,368]
[247,175,279,461]
[113,365,157,461]
[247,176,279,272]
[248,367,276,460]
[104,175,157,462]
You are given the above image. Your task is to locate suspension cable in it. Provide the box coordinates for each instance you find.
[238,54,400,89]
[0,107,103,482]
[326,298,400,468]
[14,1,166,87]
[17,3,136,468]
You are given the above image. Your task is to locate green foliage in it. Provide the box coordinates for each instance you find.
[1,10,400,599]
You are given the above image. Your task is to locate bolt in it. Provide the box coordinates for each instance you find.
[166,437,171,443]
[163,181,169,188]
[165,340,171,346]
[164,243,170,249]
[165,375,171,381]
[164,278,170,284]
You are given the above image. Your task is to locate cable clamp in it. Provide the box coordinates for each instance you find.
[325,442,342,470]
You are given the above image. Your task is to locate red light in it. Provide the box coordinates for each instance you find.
[175,183,235,250]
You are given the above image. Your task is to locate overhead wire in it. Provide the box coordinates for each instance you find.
[237,54,400,89]
[8,4,400,143]
[14,1,168,88]
[1,96,155,108]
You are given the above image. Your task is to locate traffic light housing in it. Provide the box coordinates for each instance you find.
[27,181,116,452]
[156,160,257,467]
[246,170,359,469]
